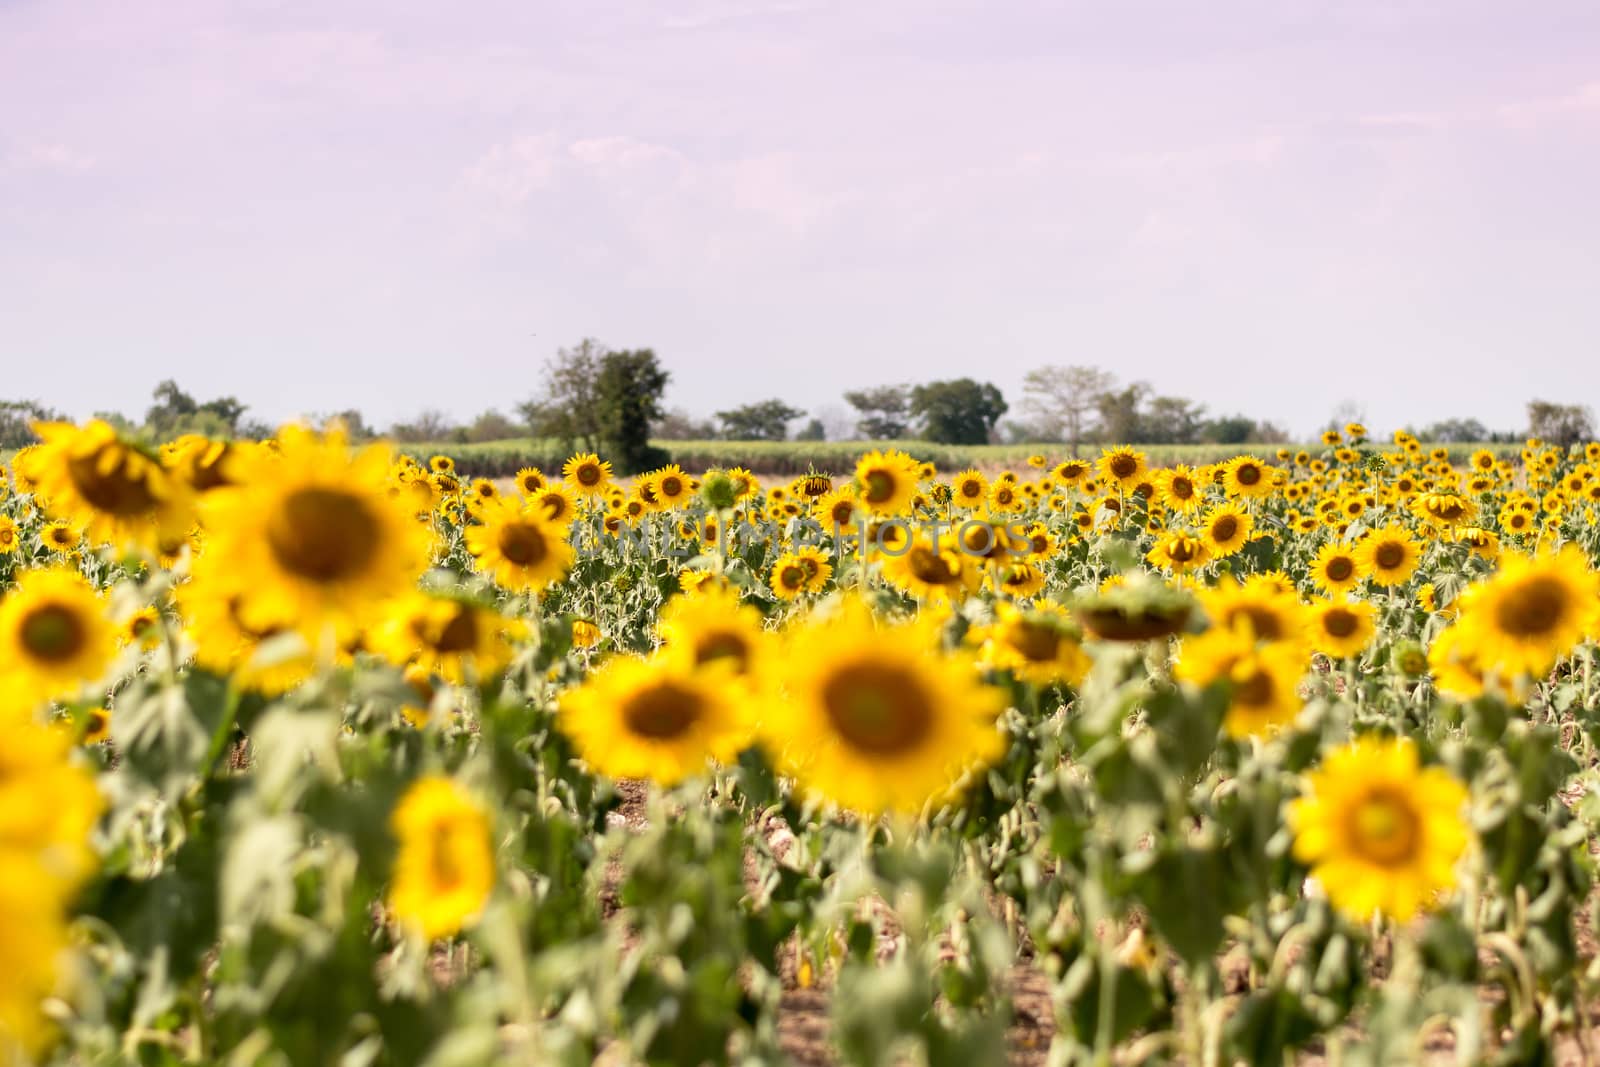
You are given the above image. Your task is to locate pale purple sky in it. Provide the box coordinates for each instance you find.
[3,0,1599,438]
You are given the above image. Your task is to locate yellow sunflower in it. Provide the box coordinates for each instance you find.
[561,452,614,496]
[176,560,318,696]
[0,568,117,719]
[1196,578,1307,647]
[950,469,988,510]
[973,601,1090,687]
[657,587,770,683]
[558,654,751,785]
[464,498,575,593]
[40,521,79,553]
[1352,525,1422,587]
[0,516,17,554]
[514,467,547,496]
[1145,530,1211,575]
[1199,504,1253,558]
[1174,625,1305,738]
[1156,465,1205,513]
[1310,541,1361,595]
[1308,597,1377,659]
[881,529,979,605]
[650,465,694,510]
[854,450,920,516]
[1052,459,1091,487]
[19,419,195,552]
[388,776,494,940]
[769,552,812,600]
[529,483,578,524]
[1098,446,1148,492]
[370,591,521,685]
[1220,455,1275,499]
[765,602,1006,815]
[1450,546,1595,678]
[1287,736,1468,923]
[198,425,429,644]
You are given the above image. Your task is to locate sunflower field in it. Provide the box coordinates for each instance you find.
[7,419,1600,1066]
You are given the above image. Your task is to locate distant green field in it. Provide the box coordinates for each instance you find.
[0,440,1529,480]
[401,439,1529,478]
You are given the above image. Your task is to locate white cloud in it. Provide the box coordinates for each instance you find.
[456,135,556,208]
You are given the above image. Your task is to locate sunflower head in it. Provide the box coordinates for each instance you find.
[0,567,118,719]
[21,420,195,552]
[388,776,494,940]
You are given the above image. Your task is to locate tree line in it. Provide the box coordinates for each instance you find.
[3,341,1594,477]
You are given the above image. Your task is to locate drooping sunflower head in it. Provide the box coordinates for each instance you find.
[557,653,751,786]
[1287,736,1469,922]
[0,567,118,719]
[767,602,1006,815]
[198,425,430,642]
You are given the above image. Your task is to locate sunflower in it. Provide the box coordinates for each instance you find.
[1053,459,1091,486]
[370,591,520,685]
[388,776,494,940]
[657,587,770,683]
[1145,531,1211,575]
[854,450,919,516]
[881,529,979,604]
[1308,597,1377,659]
[1310,541,1361,595]
[530,483,577,525]
[950,469,988,510]
[1352,525,1422,587]
[559,654,751,785]
[164,434,246,492]
[1199,504,1253,558]
[1287,736,1468,922]
[561,452,613,496]
[650,465,694,509]
[40,521,79,553]
[427,455,455,475]
[514,467,547,496]
[1097,447,1148,491]
[1156,465,1204,513]
[997,560,1047,599]
[769,552,812,600]
[1196,578,1306,646]
[1412,492,1475,528]
[765,602,1005,815]
[1221,455,1274,499]
[1174,625,1305,737]
[464,498,575,593]
[198,426,429,644]
[792,545,834,593]
[0,568,117,719]
[815,487,861,532]
[120,605,162,649]
[1450,546,1595,678]
[973,601,1090,686]
[0,516,16,554]
[1427,623,1489,700]
[176,561,318,696]
[19,420,195,552]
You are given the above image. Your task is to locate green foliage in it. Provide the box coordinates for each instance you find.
[714,398,805,442]
[909,378,1008,444]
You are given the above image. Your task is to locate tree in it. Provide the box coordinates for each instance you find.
[716,399,805,441]
[465,409,522,443]
[655,409,719,440]
[842,385,913,440]
[1417,417,1490,444]
[1200,414,1256,445]
[1094,383,1152,444]
[1141,396,1207,445]
[0,399,67,449]
[198,395,247,433]
[795,418,827,441]
[517,339,607,449]
[1527,400,1595,448]
[145,379,198,434]
[909,379,1007,445]
[308,409,375,440]
[594,349,671,474]
[388,410,460,443]
[1020,365,1113,453]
